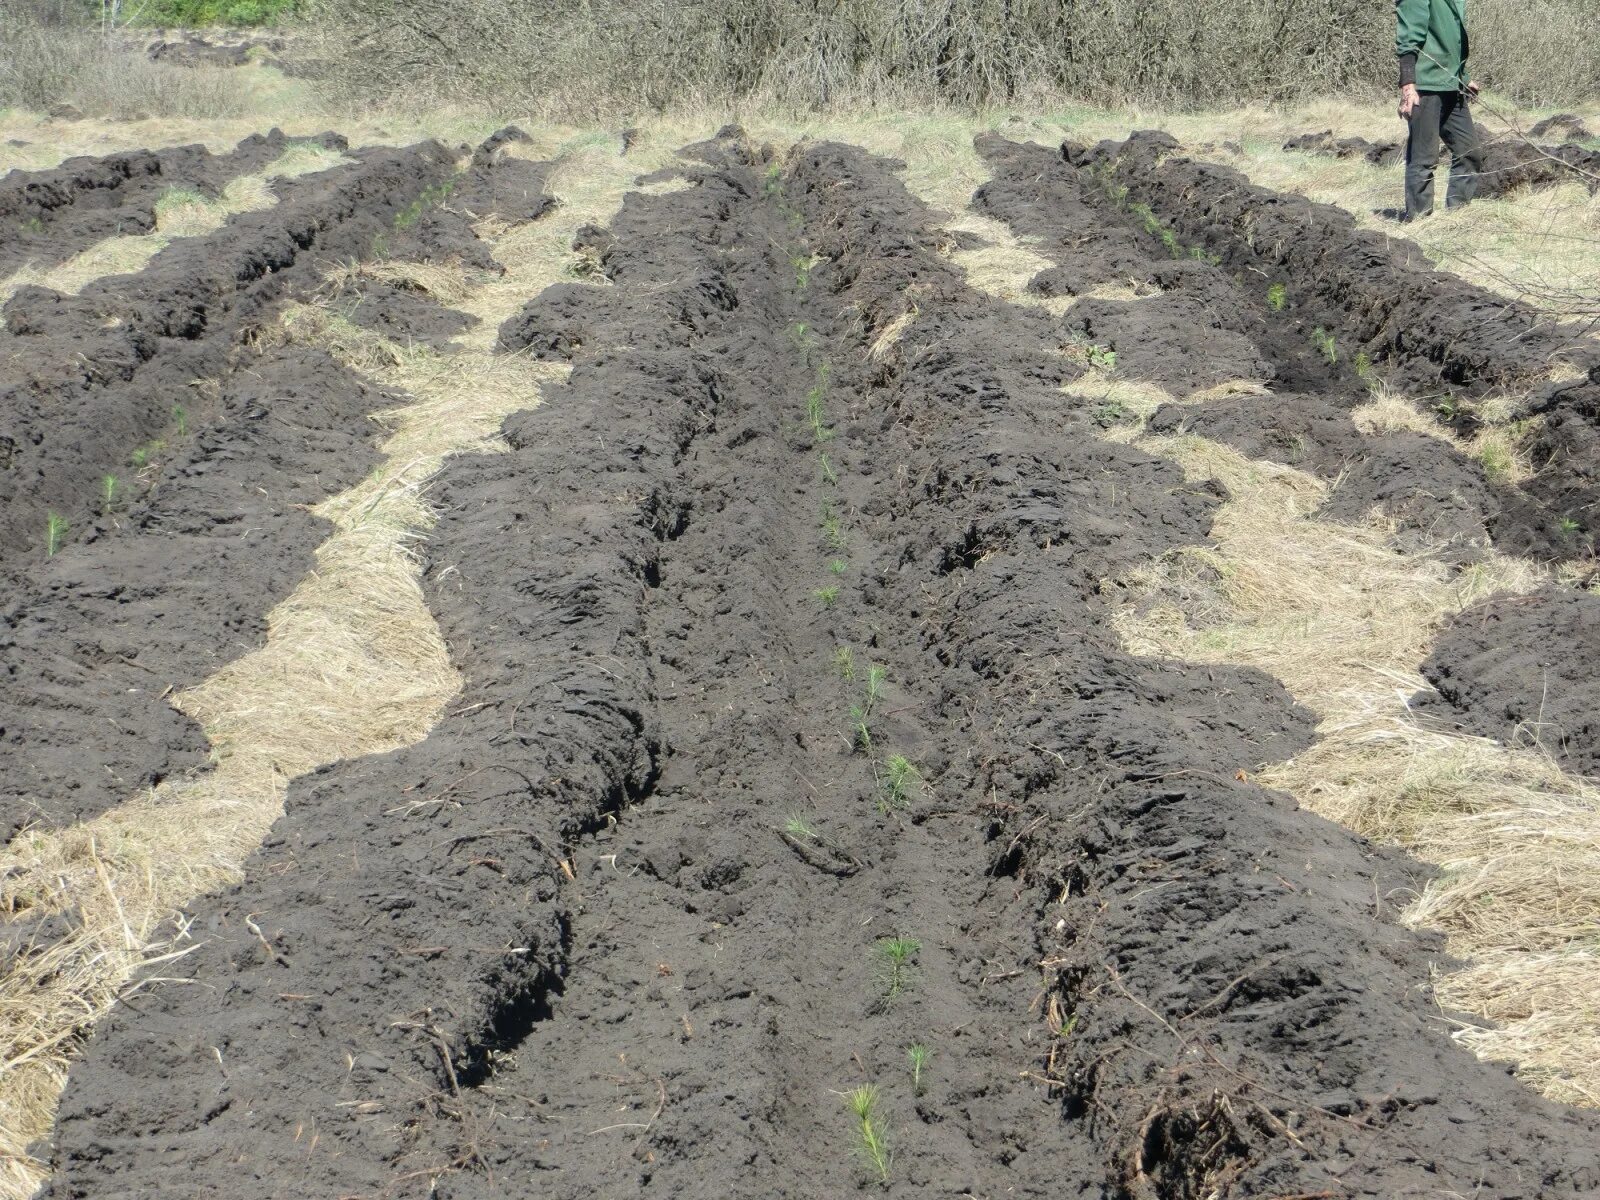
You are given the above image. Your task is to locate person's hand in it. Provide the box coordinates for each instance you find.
[1465,79,1481,97]
[1399,83,1421,117]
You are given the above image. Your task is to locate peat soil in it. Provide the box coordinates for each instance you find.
[0,137,553,840]
[1418,585,1600,774]
[0,129,348,278]
[1282,127,1600,197]
[42,130,1600,1199]
[976,133,1600,562]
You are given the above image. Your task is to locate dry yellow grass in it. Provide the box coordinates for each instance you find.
[901,143,1600,1110]
[0,130,686,1198]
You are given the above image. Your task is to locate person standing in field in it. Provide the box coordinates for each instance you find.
[1395,0,1483,221]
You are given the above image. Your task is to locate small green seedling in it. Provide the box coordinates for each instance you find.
[850,665,888,751]
[845,1084,891,1183]
[1311,326,1338,364]
[821,502,847,552]
[807,385,835,444]
[815,585,840,608]
[833,645,855,680]
[1478,440,1515,483]
[45,511,69,557]
[829,558,848,575]
[876,936,921,1007]
[100,474,119,514]
[879,754,920,813]
[763,162,783,196]
[907,1044,931,1096]
[784,814,817,840]
[1266,282,1287,312]
[1435,395,1462,420]
[1353,351,1375,382]
[819,453,838,486]
[1557,516,1583,537]
[172,403,188,438]
[1092,399,1129,428]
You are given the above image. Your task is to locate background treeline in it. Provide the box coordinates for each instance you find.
[309,0,1600,115]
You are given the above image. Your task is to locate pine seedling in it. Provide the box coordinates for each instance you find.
[850,701,874,751]
[864,665,887,711]
[1353,351,1374,382]
[833,645,855,681]
[907,1044,931,1096]
[829,558,848,575]
[815,585,840,608]
[879,754,920,813]
[807,385,835,444]
[1266,282,1287,312]
[1311,326,1338,364]
[845,1084,891,1183]
[876,936,921,1007]
[172,403,188,437]
[785,814,817,840]
[821,502,847,552]
[44,512,69,557]
[1558,516,1582,537]
[819,453,838,485]
[100,474,119,514]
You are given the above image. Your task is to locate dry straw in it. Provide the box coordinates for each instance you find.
[0,130,685,1198]
[888,125,1600,1109]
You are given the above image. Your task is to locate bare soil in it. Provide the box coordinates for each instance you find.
[5,127,1598,1197]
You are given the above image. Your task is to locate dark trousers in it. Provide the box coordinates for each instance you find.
[1404,90,1483,220]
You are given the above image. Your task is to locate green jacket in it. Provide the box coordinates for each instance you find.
[1395,0,1470,92]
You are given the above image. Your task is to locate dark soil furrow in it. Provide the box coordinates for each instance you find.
[38,129,1600,1200]
[1283,128,1600,198]
[976,133,1600,561]
[0,130,349,278]
[1418,584,1600,774]
[0,138,555,839]
[784,139,1600,1197]
[0,140,460,560]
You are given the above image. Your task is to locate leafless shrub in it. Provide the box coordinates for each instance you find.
[0,1,256,117]
[309,0,1600,118]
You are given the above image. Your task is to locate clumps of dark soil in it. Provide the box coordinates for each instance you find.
[1529,113,1596,142]
[1147,393,1498,552]
[329,128,556,344]
[1418,585,1600,774]
[0,140,459,560]
[326,280,478,348]
[1051,130,1600,560]
[0,129,348,277]
[0,134,558,839]
[44,129,1600,1200]
[1283,127,1600,198]
[146,35,252,67]
[1284,128,1404,166]
[0,346,401,841]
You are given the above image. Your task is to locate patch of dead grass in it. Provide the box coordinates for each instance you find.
[1114,430,1600,1106]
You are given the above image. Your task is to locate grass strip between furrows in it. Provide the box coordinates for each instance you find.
[0,130,670,1199]
[0,140,350,305]
[888,137,1600,1110]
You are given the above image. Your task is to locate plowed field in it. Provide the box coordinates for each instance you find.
[3,123,1599,1199]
